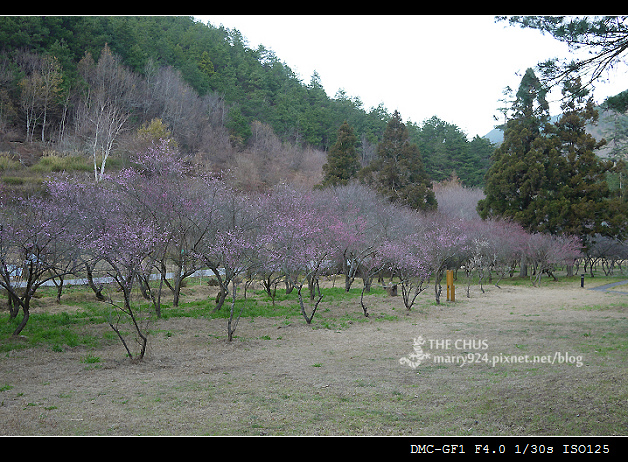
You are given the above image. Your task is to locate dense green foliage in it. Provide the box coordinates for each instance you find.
[0,15,491,186]
[410,116,493,186]
[478,69,628,247]
[478,68,551,228]
[359,110,437,211]
[320,121,360,187]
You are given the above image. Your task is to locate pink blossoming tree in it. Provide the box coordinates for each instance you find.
[0,192,81,336]
[258,185,335,324]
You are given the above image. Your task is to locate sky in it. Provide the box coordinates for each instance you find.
[195,15,627,139]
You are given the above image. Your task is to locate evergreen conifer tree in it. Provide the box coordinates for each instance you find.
[320,121,360,187]
[477,68,551,229]
[479,70,627,245]
[537,78,627,245]
[360,110,436,211]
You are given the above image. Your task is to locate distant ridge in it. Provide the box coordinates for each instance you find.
[482,106,628,159]
[482,127,503,145]
[481,115,560,146]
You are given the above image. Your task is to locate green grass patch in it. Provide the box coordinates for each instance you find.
[0,305,109,353]
[0,281,385,352]
[3,273,622,357]
[31,155,92,173]
[575,302,628,311]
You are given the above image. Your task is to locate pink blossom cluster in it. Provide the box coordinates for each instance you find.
[0,141,585,339]
[48,161,583,310]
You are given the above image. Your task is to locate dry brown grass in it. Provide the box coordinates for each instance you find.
[0,278,627,436]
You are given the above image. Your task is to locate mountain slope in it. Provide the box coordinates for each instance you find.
[482,105,628,159]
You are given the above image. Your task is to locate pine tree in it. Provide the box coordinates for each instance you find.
[320,121,360,187]
[360,110,436,211]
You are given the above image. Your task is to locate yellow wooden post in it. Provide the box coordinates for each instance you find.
[446,269,455,302]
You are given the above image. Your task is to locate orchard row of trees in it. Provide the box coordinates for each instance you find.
[1,16,627,362]
[1,141,582,359]
[0,16,493,187]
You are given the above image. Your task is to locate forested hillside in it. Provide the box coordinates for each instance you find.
[0,15,493,189]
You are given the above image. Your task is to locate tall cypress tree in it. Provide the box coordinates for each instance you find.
[320,121,360,187]
[477,68,551,229]
[537,78,627,245]
[360,110,436,211]
[479,71,627,246]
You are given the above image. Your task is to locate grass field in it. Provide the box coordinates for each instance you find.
[0,271,626,436]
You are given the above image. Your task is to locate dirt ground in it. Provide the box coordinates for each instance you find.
[1,279,627,436]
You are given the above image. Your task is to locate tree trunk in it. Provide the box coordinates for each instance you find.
[285,278,294,294]
[227,280,240,342]
[434,271,443,305]
[12,302,29,337]
[519,262,528,277]
[7,291,20,319]
[214,285,228,312]
[53,276,64,303]
[307,274,319,301]
[85,261,105,301]
[227,279,251,342]
[173,265,183,307]
[297,285,323,324]
[360,286,370,317]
